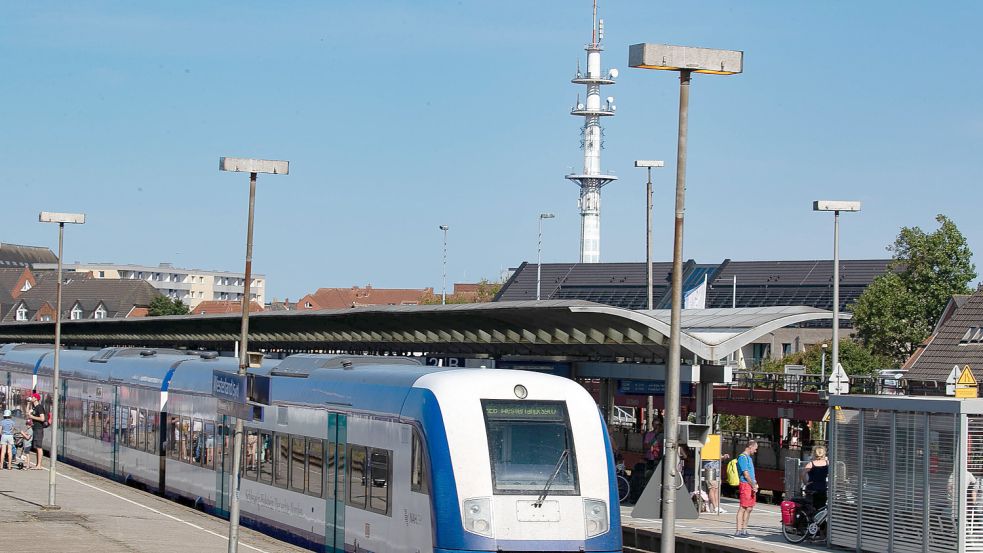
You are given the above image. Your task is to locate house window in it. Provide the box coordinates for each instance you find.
[94,306,107,319]
[15,306,28,321]
[70,306,83,320]
[98,271,105,278]
[20,281,32,292]
[305,302,313,309]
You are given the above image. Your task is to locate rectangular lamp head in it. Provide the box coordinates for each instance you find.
[219,157,289,175]
[634,160,665,168]
[39,211,85,224]
[629,43,743,75]
[813,200,862,212]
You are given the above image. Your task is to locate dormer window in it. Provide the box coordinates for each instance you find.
[15,306,27,321]
[20,281,32,292]
[94,305,107,320]
[70,305,83,320]
[305,302,313,309]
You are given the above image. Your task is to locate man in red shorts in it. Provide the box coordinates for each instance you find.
[734,440,759,538]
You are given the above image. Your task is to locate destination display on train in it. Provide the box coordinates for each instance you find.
[483,401,565,421]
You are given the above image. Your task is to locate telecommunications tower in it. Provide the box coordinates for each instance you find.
[566,1,617,263]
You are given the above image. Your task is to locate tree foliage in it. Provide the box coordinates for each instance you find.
[759,339,894,376]
[421,279,502,304]
[852,215,975,364]
[148,296,190,316]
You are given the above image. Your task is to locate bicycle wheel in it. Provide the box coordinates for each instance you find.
[617,475,630,503]
[782,521,809,544]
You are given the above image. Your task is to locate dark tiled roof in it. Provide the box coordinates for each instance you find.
[0,243,57,268]
[495,259,892,323]
[905,290,983,383]
[2,277,160,321]
[0,268,28,306]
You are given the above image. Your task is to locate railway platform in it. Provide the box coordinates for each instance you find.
[0,460,308,553]
[621,497,825,553]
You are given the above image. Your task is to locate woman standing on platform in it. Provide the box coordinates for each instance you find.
[801,446,829,508]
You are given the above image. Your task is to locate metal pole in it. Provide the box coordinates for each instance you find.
[443,228,448,305]
[228,171,257,553]
[537,216,543,301]
[646,166,653,311]
[46,222,65,509]
[661,69,690,553]
[832,210,840,393]
[732,274,737,309]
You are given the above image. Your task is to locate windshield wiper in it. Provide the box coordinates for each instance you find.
[534,449,569,508]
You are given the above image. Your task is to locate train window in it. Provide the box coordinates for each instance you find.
[135,409,145,451]
[222,423,234,474]
[326,442,337,499]
[290,436,306,493]
[129,408,139,449]
[169,416,181,460]
[181,417,192,462]
[81,400,89,436]
[482,400,579,496]
[307,439,323,498]
[369,449,390,515]
[245,429,259,479]
[411,429,429,495]
[98,403,113,443]
[190,419,203,465]
[203,421,215,469]
[348,445,367,509]
[275,434,289,489]
[259,433,273,484]
[147,412,159,455]
[118,406,129,446]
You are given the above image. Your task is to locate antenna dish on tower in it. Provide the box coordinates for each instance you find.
[608,68,619,79]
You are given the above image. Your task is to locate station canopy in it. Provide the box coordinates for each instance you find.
[0,300,841,363]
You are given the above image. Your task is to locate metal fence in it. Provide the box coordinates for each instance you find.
[829,396,983,553]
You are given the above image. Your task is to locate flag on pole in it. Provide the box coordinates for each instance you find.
[684,273,708,309]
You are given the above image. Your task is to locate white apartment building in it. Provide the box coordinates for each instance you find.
[33,262,266,309]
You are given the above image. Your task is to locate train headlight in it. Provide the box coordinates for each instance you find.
[583,498,609,537]
[462,497,493,537]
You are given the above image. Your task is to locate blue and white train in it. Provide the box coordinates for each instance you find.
[0,343,622,553]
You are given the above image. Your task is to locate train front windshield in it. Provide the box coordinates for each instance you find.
[482,400,579,495]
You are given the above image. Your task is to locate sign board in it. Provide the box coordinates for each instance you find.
[701,434,721,460]
[617,380,694,396]
[956,365,978,399]
[828,363,849,395]
[213,370,247,404]
[946,365,960,396]
[217,399,258,421]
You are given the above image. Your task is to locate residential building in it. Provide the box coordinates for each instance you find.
[904,287,983,386]
[33,262,265,309]
[0,243,57,269]
[193,300,264,316]
[296,285,433,310]
[1,272,159,322]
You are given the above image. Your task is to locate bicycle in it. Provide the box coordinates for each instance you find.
[781,492,827,544]
[615,462,631,503]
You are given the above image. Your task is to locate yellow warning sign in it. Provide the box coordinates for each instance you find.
[955,365,978,398]
[958,366,977,385]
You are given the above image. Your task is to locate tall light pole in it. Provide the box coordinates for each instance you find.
[38,211,85,510]
[537,213,555,301]
[630,43,742,551]
[219,157,288,553]
[439,225,449,305]
[813,200,861,388]
[634,160,664,310]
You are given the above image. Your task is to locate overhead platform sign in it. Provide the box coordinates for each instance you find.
[955,365,978,399]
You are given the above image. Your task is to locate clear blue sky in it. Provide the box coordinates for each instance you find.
[2,2,980,301]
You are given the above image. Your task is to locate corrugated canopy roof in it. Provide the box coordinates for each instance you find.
[0,301,840,362]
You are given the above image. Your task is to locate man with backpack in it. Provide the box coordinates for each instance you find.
[734,440,759,539]
[27,393,47,470]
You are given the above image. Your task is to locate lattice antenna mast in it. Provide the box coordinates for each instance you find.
[566,1,618,263]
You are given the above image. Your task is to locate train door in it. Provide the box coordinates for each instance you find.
[215,415,233,517]
[57,377,67,458]
[112,386,120,476]
[325,412,347,553]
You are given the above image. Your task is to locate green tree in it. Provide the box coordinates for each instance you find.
[148,296,190,316]
[852,214,975,364]
[759,340,894,376]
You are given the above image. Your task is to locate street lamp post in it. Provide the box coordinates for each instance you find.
[813,200,861,387]
[634,160,664,310]
[439,225,449,305]
[219,157,288,553]
[38,211,85,510]
[537,213,555,301]
[630,43,742,551]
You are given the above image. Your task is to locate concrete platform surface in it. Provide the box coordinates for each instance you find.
[622,496,828,552]
[0,461,310,553]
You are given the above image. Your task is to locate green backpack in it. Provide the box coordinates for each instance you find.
[726,458,740,486]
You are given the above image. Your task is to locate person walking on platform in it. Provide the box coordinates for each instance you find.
[734,440,759,539]
[26,393,46,470]
[1,410,15,469]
